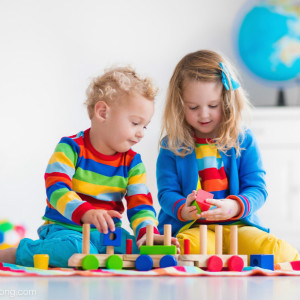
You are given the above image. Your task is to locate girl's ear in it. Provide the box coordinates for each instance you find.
[94,101,109,121]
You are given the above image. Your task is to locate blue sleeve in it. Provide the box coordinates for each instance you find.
[236,129,268,219]
[156,146,186,220]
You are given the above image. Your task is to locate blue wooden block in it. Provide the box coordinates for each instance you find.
[250,254,274,271]
[159,255,177,268]
[136,255,153,271]
[103,227,122,247]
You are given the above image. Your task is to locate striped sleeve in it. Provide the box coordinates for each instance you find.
[45,137,94,224]
[125,153,159,240]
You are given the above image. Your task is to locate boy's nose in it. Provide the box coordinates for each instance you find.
[136,128,144,138]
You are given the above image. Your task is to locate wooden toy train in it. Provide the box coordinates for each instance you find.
[68,223,247,272]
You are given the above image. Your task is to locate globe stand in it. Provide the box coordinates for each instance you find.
[277,89,286,106]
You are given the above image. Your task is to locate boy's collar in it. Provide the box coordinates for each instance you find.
[84,128,122,161]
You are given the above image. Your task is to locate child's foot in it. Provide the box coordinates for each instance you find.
[0,247,17,264]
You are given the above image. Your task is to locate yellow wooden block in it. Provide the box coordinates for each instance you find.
[33,254,49,270]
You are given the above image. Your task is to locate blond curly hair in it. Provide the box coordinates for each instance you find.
[85,66,158,119]
[160,50,251,157]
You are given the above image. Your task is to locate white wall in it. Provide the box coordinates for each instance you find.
[0,0,298,239]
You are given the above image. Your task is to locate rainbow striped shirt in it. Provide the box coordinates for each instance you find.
[43,128,158,240]
[195,137,229,199]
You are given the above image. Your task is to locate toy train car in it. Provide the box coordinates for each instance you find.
[68,223,247,272]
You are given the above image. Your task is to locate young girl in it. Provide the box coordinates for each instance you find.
[156,50,299,263]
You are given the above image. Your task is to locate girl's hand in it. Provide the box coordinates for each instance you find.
[200,198,242,221]
[136,234,181,254]
[81,209,122,234]
[180,190,201,221]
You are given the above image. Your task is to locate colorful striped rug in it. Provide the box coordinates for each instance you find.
[0,262,300,277]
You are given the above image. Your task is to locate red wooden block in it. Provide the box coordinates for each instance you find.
[196,190,214,211]
[207,255,223,272]
[184,239,190,255]
[126,239,133,254]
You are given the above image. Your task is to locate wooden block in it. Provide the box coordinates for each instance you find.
[190,190,215,213]
[33,254,49,270]
[200,225,207,254]
[250,254,274,270]
[140,245,177,255]
[164,224,172,246]
[82,224,90,254]
[215,225,223,255]
[184,239,190,254]
[230,226,238,255]
[197,190,214,204]
[106,246,114,255]
[126,239,133,254]
[103,228,122,247]
[146,225,153,246]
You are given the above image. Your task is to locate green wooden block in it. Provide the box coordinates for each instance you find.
[82,255,99,270]
[106,255,123,270]
[191,200,202,214]
[140,245,177,255]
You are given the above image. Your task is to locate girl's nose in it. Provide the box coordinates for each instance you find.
[198,107,209,118]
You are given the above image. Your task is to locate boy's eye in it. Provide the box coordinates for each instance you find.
[132,122,139,126]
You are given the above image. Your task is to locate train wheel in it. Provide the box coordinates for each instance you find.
[159,255,177,268]
[228,255,244,272]
[207,255,223,272]
[81,254,99,270]
[135,255,153,271]
[106,255,123,270]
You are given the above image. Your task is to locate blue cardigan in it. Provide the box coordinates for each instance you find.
[156,129,269,236]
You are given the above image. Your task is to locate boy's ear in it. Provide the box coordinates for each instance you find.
[94,101,109,121]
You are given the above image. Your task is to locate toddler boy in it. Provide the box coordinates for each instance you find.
[0,67,178,267]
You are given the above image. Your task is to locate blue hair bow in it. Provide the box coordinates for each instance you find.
[219,62,240,91]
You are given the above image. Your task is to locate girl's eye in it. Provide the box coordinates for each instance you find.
[209,105,218,108]
[132,122,139,126]
[143,126,148,130]
[189,106,198,110]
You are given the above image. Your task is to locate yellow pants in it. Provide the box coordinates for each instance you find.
[177,225,299,264]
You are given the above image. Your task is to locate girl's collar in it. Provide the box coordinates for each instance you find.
[193,133,215,144]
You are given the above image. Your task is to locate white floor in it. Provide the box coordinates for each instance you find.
[1,276,300,300]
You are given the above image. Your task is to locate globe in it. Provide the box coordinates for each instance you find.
[237,1,300,83]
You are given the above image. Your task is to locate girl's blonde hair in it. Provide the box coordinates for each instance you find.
[85,66,158,119]
[160,50,251,157]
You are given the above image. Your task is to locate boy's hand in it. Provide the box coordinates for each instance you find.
[81,209,122,234]
[136,234,181,254]
[200,198,242,221]
[180,190,201,221]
